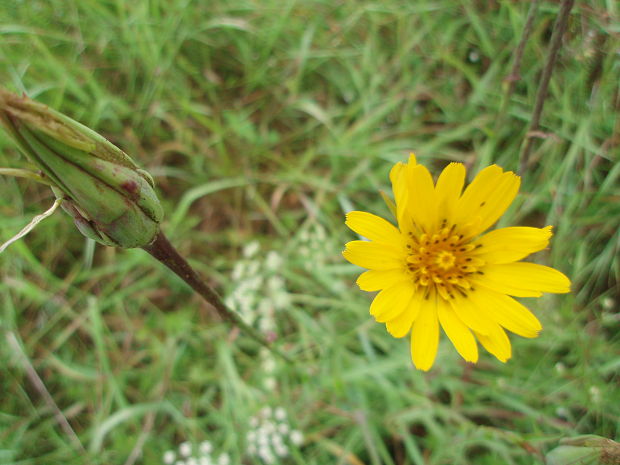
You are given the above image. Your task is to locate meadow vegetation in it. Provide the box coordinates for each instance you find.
[0,1,618,464]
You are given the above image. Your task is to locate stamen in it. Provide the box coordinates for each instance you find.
[404,223,482,301]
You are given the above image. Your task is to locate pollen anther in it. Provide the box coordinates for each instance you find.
[406,223,485,300]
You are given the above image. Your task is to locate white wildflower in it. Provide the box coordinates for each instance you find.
[274,407,286,421]
[243,241,260,258]
[199,441,213,455]
[163,450,176,464]
[290,430,304,446]
[274,443,288,457]
[265,251,282,270]
[179,442,192,457]
[231,263,246,280]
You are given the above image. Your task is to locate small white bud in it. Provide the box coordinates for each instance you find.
[217,453,230,465]
[179,442,192,457]
[290,430,304,446]
[263,377,276,390]
[163,450,176,464]
[258,447,274,464]
[258,316,274,333]
[265,251,282,270]
[231,263,246,280]
[274,407,286,421]
[263,421,275,433]
[271,433,284,448]
[262,356,276,373]
[267,276,284,291]
[257,431,270,447]
[199,441,213,455]
[243,241,260,258]
[274,443,289,457]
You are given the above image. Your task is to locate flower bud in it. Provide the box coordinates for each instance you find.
[0,89,163,248]
[546,436,620,465]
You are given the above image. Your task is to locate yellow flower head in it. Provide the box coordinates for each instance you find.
[343,154,570,371]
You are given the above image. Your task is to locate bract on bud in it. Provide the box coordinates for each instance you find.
[0,89,163,248]
[546,436,620,465]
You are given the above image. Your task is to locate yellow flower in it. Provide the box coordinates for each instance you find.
[343,154,570,371]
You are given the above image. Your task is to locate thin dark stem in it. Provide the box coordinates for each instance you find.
[143,231,292,363]
[504,0,540,105]
[519,0,575,173]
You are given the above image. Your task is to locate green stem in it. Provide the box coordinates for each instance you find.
[143,230,292,363]
[0,167,54,186]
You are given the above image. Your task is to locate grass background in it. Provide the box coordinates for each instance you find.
[0,0,618,464]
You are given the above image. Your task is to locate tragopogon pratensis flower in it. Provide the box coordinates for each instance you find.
[343,154,570,370]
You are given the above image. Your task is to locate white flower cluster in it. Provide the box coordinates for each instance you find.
[296,224,345,293]
[225,241,290,334]
[259,347,277,391]
[296,224,327,265]
[162,441,229,465]
[246,407,304,464]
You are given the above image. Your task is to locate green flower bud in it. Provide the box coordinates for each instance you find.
[0,89,163,248]
[546,436,620,465]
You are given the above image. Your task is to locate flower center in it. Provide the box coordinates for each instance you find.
[405,221,485,300]
[435,250,456,270]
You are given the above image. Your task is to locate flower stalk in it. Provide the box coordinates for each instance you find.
[143,231,292,362]
[0,88,287,361]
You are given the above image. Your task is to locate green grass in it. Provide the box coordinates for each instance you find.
[0,0,618,464]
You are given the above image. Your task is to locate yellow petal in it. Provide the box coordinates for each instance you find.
[438,299,478,363]
[370,281,416,322]
[406,163,437,232]
[390,163,409,228]
[356,269,410,292]
[473,275,543,298]
[343,240,403,270]
[448,293,493,335]
[474,322,512,362]
[410,298,439,371]
[434,163,465,224]
[480,262,571,295]
[474,172,520,235]
[454,165,520,237]
[345,211,402,245]
[468,287,542,338]
[389,162,405,189]
[473,226,553,264]
[386,291,424,338]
